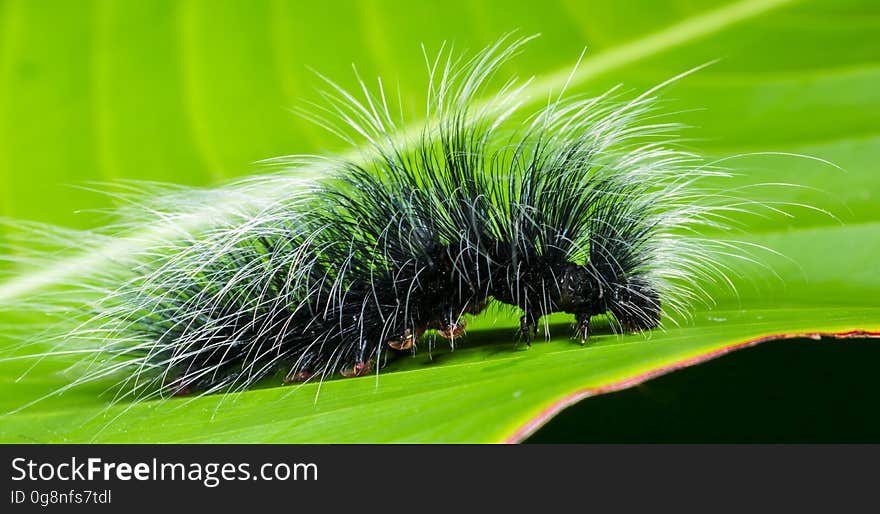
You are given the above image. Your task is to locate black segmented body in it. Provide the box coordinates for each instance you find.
[90,38,709,399]
[137,137,663,394]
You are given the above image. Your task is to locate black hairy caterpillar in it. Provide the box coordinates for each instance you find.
[2,35,788,404]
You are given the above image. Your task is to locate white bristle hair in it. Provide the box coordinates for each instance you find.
[0,34,829,415]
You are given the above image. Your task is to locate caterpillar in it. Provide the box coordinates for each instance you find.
[1,35,778,405]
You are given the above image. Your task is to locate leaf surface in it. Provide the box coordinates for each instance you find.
[0,0,877,442]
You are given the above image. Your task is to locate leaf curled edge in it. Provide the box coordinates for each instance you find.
[504,329,880,443]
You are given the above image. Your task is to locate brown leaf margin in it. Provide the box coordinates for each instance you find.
[503,330,880,443]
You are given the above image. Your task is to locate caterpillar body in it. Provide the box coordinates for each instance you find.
[2,36,763,403]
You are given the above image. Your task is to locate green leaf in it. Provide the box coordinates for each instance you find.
[0,0,878,442]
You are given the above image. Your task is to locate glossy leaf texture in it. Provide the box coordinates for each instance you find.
[0,0,878,442]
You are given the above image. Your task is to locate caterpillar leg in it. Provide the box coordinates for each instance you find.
[575,312,590,345]
[387,328,417,351]
[520,314,536,347]
[283,370,314,384]
[436,318,466,339]
[340,360,372,378]
[169,380,193,397]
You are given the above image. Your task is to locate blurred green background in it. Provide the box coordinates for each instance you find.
[1,0,877,231]
[0,0,878,442]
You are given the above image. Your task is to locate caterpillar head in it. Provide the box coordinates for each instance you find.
[608,276,662,332]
